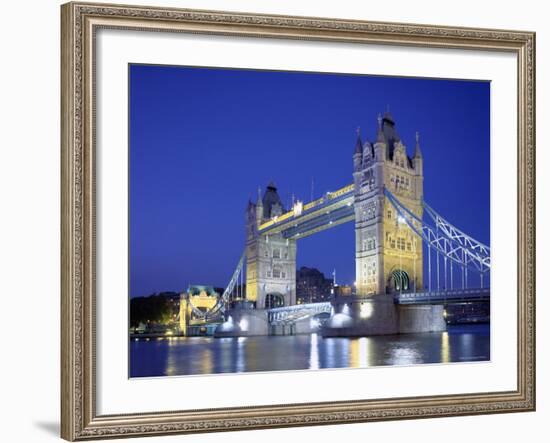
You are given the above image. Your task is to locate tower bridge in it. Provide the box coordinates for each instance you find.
[197,111,489,338]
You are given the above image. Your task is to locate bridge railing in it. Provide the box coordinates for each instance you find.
[268,301,332,314]
[268,302,332,324]
[394,288,490,304]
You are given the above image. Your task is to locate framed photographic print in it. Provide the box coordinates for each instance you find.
[61,1,536,440]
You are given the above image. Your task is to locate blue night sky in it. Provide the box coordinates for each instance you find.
[129,64,490,297]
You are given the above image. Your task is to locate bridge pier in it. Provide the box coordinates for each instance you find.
[294,317,322,335]
[214,307,269,337]
[322,295,446,337]
[398,304,446,333]
[269,317,322,336]
[322,296,398,337]
[214,308,324,337]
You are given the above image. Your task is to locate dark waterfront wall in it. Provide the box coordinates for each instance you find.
[445,301,490,324]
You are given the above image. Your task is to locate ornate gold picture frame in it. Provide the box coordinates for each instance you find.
[61,1,535,440]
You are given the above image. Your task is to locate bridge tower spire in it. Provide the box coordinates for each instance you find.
[256,186,263,225]
[413,131,423,177]
[353,127,363,168]
[354,112,424,297]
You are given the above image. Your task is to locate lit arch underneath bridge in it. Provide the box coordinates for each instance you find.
[389,269,410,292]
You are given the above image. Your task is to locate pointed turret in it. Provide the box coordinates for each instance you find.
[383,109,394,124]
[376,113,385,143]
[374,113,387,161]
[256,186,263,224]
[362,139,373,167]
[246,196,258,239]
[381,110,401,160]
[413,131,422,159]
[413,131,423,175]
[262,182,284,219]
[354,127,363,154]
[256,186,263,207]
[353,127,363,173]
[246,196,254,210]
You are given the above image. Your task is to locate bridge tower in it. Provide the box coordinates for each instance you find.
[245,183,297,309]
[354,113,424,297]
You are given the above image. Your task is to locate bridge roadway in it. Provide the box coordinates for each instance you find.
[393,288,490,304]
[266,288,490,325]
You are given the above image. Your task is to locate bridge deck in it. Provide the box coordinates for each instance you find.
[259,184,354,239]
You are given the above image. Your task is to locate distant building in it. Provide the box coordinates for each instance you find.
[296,267,333,304]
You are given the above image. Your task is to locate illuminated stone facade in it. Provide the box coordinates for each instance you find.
[245,183,297,308]
[354,113,424,296]
[178,286,219,336]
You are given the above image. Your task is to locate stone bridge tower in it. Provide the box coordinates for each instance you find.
[245,183,297,309]
[353,113,424,297]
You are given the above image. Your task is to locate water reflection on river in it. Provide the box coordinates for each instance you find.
[129,324,490,378]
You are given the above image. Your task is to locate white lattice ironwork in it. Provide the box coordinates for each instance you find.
[384,188,490,277]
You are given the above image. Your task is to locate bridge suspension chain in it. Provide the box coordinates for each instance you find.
[188,252,245,320]
[423,202,490,269]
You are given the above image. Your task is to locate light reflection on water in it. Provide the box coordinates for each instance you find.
[130,324,490,378]
[309,333,320,370]
[441,331,450,363]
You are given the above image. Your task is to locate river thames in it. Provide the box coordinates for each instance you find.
[130,324,489,377]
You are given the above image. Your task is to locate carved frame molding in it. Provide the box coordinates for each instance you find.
[61,2,535,440]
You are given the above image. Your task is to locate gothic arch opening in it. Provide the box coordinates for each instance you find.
[388,269,410,293]
[265,293,285,309]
